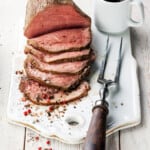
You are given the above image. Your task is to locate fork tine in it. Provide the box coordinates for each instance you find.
[97,36,110,82]
[114,37,123,83]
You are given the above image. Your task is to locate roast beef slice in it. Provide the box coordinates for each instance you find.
[24,58,90,89]
[27,28,91,53]
[25,45,91,63]
[26,54,89,74]
[24,0,91,38]
[19,77,90,105]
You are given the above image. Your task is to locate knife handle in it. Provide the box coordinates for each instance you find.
[83,102,108,150]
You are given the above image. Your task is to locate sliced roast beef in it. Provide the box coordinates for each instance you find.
[25,45,91,63]
[19,77,90,105]
[26,54,89,74]
[24,58,90,89]
[27,28,91,53]
[24,0,91,38]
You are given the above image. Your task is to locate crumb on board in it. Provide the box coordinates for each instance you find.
[21,97,26,102]
[73,106,77,109]
[120,102,124,106]
[32,119,40,124]
[24,103,31,108]
[15,70,24,75]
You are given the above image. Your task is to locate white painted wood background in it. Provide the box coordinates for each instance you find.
[0,0,150,149]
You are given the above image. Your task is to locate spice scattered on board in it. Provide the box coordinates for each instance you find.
[26,132,53,150]
[15,70,24,75]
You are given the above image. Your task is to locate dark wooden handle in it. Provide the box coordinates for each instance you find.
[83,104,108,150]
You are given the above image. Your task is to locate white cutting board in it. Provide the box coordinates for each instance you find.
[7,0,141,144]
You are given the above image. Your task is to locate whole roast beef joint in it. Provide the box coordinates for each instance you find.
[19,0,95,106]
[24,0,91,38]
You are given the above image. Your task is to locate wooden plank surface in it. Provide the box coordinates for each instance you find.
[0,1,26,149]
[120,0,150,149]
[0,0,149,149]
[24,129,119,150]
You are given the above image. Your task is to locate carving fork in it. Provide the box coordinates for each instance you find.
[84,37,123,150]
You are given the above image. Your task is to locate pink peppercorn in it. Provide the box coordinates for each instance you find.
[38,147,42,150]
[49,106,54,112]
[28,109,32,114]
[23,111,28,116]
[46,140,51,145]
[35,136,39,141]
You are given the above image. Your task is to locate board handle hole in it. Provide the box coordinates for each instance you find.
[66,119,79,126]
[65,115,84,127]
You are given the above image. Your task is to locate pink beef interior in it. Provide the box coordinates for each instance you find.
[25,4,91,38]
[25,59,89,89]
[28,28,91,53]
[27,54,89,74]
[25,45,91,63]
[20,77,90,105]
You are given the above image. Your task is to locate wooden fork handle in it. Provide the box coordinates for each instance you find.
[83,102,108,150]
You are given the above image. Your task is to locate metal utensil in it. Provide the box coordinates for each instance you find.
[83,37,123,150]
